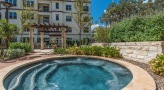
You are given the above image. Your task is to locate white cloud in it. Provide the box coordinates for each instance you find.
[91,24,100,30]
[143,0,154,3]
[104,10,106,13]
[91,24,107,30]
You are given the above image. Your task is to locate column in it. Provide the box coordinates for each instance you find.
[40,32,44,50]
[61,27,66,48]
[29,27,34,52]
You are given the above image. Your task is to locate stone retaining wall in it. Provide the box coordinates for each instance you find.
[92,41,164,63]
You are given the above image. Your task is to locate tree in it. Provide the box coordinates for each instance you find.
[72,0,91,46]
[94,26,110,43]
[100,0,164,25]
[18,0,38,42]
[0,19,19,48]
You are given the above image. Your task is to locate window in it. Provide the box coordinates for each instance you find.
[56,3,59,9]
[83,6,89,12]
[56,14,59,21]
[43,16,49,23]
[44,38,50,43]
[9,0,12,3]
[66,16,72,22]
[24,28,29,32]
[66,27,72,33]
[23,37,29,42]
[13,0,17,6]
[43,6,49,12]
[37,38,40,43]
[30,14,34,19]
[31,1,34,6]
[27,1,30,6]
[9,12,17,19]
[66,5,72,11]
[67,38,72,40]
[84,28,89,33]
[26,0,34,7]
[5,0,17,6]
[11,38,17,42]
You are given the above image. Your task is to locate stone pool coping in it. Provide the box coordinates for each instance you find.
[0,55,156,90]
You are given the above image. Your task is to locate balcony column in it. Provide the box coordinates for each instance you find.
[61,27,66,48]
[40,32,44,50]
[29,27,34,52]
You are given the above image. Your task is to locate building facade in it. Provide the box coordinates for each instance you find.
[0,0,91,48]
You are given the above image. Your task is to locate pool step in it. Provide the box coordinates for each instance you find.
[29,64,50,90]
[36,64,58,90]
[102,65,119,90]
[8,64,42,90]
[8,72,22,89]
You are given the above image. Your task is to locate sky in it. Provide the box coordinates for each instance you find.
[91,0,119,30]
[91,0,119,23]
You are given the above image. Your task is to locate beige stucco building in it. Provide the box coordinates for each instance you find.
[0,0,91,48]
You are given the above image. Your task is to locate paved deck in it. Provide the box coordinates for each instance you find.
[34,49,53,54]
[0,49,54,69]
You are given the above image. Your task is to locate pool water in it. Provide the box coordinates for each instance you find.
[4,57,132,90]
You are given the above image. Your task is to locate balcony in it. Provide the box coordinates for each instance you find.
[38,3,50,12]
[38,15,50,23]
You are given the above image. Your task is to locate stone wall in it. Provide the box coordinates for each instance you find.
[92,41,164,63]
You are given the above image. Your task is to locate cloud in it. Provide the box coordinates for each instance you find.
[91,24,100,30]
[104,10,106,13]
[91,24,106,30]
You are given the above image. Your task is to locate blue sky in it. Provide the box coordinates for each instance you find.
[91,0,119,23]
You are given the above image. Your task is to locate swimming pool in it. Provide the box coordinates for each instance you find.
[3,57,132,90]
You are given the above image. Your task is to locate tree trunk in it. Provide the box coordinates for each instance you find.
[5,39,10,48]
[79,28,82,47]
[20,27,24,42]
[29,28,34,52]
[20,32,23,42]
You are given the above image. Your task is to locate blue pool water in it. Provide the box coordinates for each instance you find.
[4,57,132,90]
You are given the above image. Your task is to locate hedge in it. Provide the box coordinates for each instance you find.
[110,12,164,42]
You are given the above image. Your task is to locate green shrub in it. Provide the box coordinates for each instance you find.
[7,49,25,59]
[54,48,68,54]
[110,12,164,42]
[0,49,8,60]
[80,46,90,55]
[102,47,120,58]
[68,46,82,55]
[149,54,164,76]
[9,42,31,53]
[67,46,120,58]
[66,40,74,47]
[89,46,102,56]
